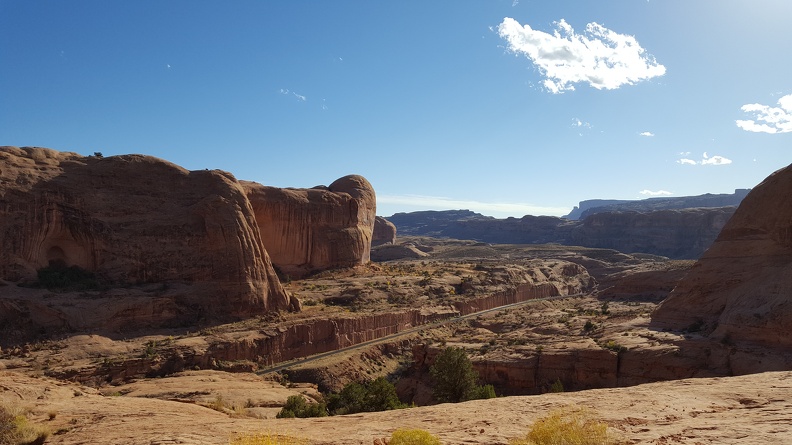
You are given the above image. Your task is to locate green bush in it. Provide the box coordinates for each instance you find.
[276,395,327,418]
[326,377,406,415]
[389,429,442,445]
[429,347,495,403]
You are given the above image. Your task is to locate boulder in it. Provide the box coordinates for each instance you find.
[373,216,396,246]
[653,163,792,354]
[242,175,376,278]
[0,146,289,335]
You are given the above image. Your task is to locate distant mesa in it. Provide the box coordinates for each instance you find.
[652,162,792,370]
[388,207,735,260]
[564,190,750,220]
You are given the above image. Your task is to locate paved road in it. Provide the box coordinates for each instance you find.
[256,293,581,375]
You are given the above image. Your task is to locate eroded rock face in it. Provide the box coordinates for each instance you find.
[0,146,289,334]
[373,216,396,246]
[653,163,792,354]
[242,175,376,278]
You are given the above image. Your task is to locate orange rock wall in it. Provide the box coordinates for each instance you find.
[243,175,376,278]
[0,146,289,325]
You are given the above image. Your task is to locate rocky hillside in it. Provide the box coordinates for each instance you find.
[388,207,734,259]
[653,162,792,371]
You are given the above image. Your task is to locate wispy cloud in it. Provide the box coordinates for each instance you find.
[736,93,792,134]
[677,152,732,166]
[639,189,672,196]
[497,17,666,93]
[639,131,654,137]
[279,88,307,102]
[572,118,592,135]
[377,194,570,218]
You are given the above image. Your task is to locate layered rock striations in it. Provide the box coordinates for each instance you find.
[242,175,376,278]
[0,146,289,334]
[564,189,749,220]
[653,163,792,363]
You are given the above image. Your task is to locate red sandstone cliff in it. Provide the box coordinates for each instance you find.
[653,163,792,359]
[0,146,290,334]
[373,216,397,246]
[242,175,376,278]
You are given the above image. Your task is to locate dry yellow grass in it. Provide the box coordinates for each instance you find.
[388,428,442,445]
[229,431,307,445]
[510,405,618,445]
[0,402,51,445]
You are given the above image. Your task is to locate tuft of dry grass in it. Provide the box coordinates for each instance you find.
[0,402,51,445]
[229,431,307,445]
[510,405,619,445]
[388,428,442,445]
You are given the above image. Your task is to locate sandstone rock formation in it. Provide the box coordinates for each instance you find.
[0,146,289,335]
[653,163,792,363]
[372,216,396,246]
[242,175,376,278]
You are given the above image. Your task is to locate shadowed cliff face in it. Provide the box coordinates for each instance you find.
[0,146,289,333]
[653,163,792,355]
[242,175,376,278]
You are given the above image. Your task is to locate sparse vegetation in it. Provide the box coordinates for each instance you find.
[326,377,406,415]
[429,347,496,403]
[389,429,442,445]
[0,403,50,445]
[509,405,618,445]
[33,264,100,292]
[230,431,306,445]
[276,395,327,418]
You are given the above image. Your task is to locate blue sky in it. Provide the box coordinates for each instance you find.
[2,0,791,218]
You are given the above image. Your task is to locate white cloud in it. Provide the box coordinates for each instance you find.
[639,131,654,137]
[497,17,666,93]
[736,93,792,134]
[572,118,592,129]
[639,189,672,196]
[701,153,732,165]
[677,152,732,166]
[377,194,570,218]
[279,88,307,101]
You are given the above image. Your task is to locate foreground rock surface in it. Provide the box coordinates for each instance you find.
[653,163,792,370]
[0,146,289,340]
[1,369,790,444]
[242,175,376,278]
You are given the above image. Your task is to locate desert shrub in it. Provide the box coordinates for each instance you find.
[0,403,50,445]
[429,347,495,403]
[326,377,406,415]
[276,395,327,418]
[230,431,306,445]
[34,264,100,292]
[509,406,617,445]
[389,429,442,445]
